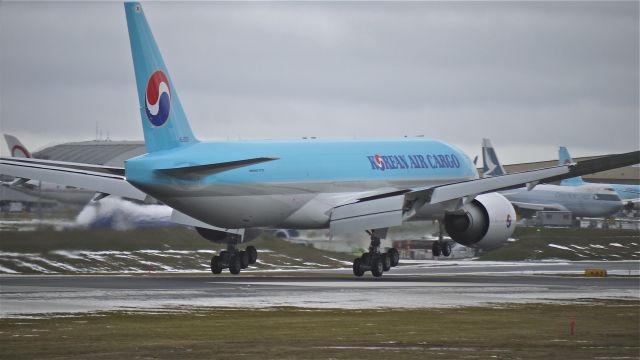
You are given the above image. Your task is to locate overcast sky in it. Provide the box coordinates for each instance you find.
[1,1,638,164]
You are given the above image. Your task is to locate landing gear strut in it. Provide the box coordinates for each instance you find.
[210,237,258,275]
[432,220,452,257]
[352,228,400,278]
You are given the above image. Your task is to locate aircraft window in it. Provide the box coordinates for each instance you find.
[594,194,620,201]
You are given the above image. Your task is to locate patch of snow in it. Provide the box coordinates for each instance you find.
[322,256,352,265]
[50,251,84,260]
[548,244,575,251]
[569,245,589,250]
[12,260,52,273]
[0,264,18,274]
[609,243,627,248]
[25,257,80,272]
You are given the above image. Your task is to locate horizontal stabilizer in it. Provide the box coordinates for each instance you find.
[157,157,279,180]
[1,157,125,176]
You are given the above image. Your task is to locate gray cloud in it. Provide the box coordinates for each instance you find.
[1,1,638,163]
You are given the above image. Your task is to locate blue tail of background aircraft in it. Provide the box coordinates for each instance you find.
[558,146,585,186]
[125,2,198,153]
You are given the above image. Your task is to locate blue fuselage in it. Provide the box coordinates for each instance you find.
[125,138,477,229]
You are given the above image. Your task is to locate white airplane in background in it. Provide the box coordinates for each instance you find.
[481,139,624,218]
[559,146,640,211]
[3,134,96,205]
[1,3,638,277]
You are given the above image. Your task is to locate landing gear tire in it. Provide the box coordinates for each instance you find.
[388,248,400,267]
[441,242,452,257]
[361,252,371,265]
[353,258,365,277]
[246,246,258,264]
[432,241,442,257]
[211,255,223,274]
[239,251,250,269]
[229,256,242,275]
[381,253,391,272]
[371,257,384,278]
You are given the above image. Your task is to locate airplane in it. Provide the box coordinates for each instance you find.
[2,134,96,205]
[559,146,640,210]
[1,2,638,277]
[3,134,173,228]
[481,139,625,219]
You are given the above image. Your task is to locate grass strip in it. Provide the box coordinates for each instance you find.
[2,299,638,359]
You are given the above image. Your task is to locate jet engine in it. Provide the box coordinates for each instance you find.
[443,193,516,250]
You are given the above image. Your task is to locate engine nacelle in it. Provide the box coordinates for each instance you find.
[443,193,516,250]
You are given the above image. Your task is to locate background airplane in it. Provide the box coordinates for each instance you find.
[559,146,640,210]
[482,139,624,219]
[2,134,96,204]
[2,134,172,229]
[1,3,637,278]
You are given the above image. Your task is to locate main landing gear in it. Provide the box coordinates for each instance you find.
[432,220,452,257]
[431,241,451,257]
[352,228,400,278]
[210,241,258,275]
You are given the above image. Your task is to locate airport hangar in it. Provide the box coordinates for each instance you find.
[31,139,640,184]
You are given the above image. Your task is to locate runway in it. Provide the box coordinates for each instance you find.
[1,261,638,316]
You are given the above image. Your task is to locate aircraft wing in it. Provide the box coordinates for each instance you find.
[330,150,639,234]
[0,157,146,201]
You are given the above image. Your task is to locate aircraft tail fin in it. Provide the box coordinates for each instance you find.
[481,138,507,177]
[4,134,32,158]
[124,2,198,153]
[559,146,585,186]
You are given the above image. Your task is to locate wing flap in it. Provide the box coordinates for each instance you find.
[0,158,146,200]
[330,195,404,235]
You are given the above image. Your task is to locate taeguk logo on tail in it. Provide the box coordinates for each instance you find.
[145,70,171,127]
